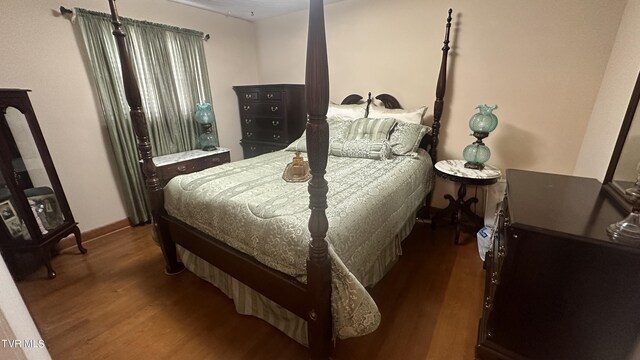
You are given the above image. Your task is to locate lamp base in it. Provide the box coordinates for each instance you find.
[606,211,640,246]
[199,130,217,151]
[606,183,640,245]
[464,161,485,170]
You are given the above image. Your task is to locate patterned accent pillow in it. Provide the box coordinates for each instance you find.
[389,121,432,155]
[345,117,397,141]
[286,116,354,152]
[368,105,428,125]
[329,139,393,160]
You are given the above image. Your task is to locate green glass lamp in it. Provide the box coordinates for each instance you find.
[463,104,498,170]
[194,102,217,151]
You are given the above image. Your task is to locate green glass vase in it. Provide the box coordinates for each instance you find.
[194,102,217,151]
[463,104,498,170]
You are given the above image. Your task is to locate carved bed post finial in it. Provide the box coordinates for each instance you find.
[364,92,372,117]
[107,0,183,274]
[431,8,452,163]
[305,0,332,358]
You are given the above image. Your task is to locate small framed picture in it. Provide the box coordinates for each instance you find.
[0,200,16,221]
[0,200,25,238]
[5,217,24,238]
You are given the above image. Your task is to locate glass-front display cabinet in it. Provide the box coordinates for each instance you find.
[0,89,86,279]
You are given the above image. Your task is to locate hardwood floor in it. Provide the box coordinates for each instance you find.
[16,222,484,360]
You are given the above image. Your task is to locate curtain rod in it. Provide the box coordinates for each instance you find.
[58,5,210,41]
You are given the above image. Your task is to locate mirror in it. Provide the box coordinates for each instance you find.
[0,89,83,279]
[604,69,640,212]
[2,106,65,237]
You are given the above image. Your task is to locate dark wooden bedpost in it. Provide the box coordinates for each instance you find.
[305,0,332,358]
[430,8,452,163]
[107,0,184,275]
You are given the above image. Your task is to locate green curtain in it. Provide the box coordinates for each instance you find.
[75,8,218,224]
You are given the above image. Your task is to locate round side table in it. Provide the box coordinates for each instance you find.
[432,160,502,244]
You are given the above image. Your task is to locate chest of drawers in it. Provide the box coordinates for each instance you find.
[233,84,306,158]
[476,169,640,360]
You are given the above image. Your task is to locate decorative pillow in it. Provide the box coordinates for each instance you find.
[285,116,354,152]
[368,105,428,125]
[326,102,366,120]
[345,117,397,141]
[389,121,431,155]
[329,139,393,160]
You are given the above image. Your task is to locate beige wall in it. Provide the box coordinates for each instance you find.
[1,0,633,231]
[574,0,640,181]
[0,0,259,231]
[255,0,626,206]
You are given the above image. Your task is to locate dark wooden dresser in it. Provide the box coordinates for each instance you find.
[232,84,306,158]
[477,169,640,360]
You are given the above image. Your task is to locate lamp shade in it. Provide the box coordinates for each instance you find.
[469,104,498,134]
[195,102,215,125]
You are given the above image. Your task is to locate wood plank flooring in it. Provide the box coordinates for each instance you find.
[16,222,484,360]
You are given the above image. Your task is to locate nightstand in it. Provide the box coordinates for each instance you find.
[431,159,501,244]
[152,148,230,184]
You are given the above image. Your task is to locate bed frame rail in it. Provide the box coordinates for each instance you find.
[163,215,309,318]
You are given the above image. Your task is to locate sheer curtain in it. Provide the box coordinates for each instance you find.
[75,8,218,224]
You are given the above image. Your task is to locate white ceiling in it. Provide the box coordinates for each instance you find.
[168,0,344,21]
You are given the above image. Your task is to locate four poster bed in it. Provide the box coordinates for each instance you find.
[107,0,451,358]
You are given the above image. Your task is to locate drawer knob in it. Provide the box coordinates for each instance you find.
[245,93,251,99]
[270,106,278,112]
[267,93,274,99]
[250,146,257,151]
[272,120,280,127]
[273,134,280,140]
[176,165,187,173]
[244,118,252,124]
[243,105,251,111]
[246,132,253,138]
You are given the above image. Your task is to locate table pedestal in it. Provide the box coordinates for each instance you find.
[431,160,501,245]
[432,183,484,244]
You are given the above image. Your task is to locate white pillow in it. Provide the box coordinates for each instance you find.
[368,105,428,125]
[326,102,367,120]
